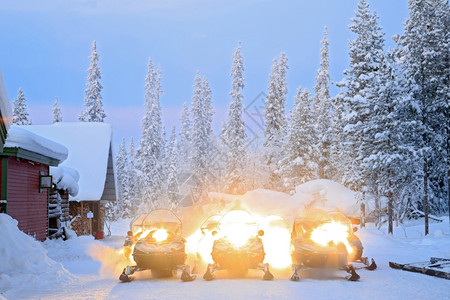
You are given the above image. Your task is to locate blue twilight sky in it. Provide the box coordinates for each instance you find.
[0,0,408,149]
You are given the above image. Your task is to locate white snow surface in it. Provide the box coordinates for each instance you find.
[1,183,449,299]
[0,69,12,131]
[4,126,69,162]
[23,122,113,201]
[0,214,75,296]
[293,179,360,218]
[2,214,449,299]
[50,165,80,196]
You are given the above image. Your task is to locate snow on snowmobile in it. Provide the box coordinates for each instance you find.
[290,209,376,281]
[202,209,274,281]
[119,209,196,282]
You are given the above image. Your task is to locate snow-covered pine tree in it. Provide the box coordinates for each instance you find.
[339,0,385,194]
[330,87,346,182]
[264,53,288,189]
[223,42,247,194]
[129,136,136,168]
[178,102,192,176]
[190,71,215,197]
[166,126,180,208]
[313,26,334,179]
[12,88,32,125]
[114,138,132,219]
[202,77,215,143]
[362,50,420,233]
[79,41,106,122]
[278,88,318,191]
[136,58,165,209]
[52,97,62,123]
[396,0,449,234]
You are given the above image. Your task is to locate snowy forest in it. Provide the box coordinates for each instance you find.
[12,0,449,234]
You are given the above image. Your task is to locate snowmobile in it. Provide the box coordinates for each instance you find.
[202,209,274,281]
[290,209,376,281]
[119,209,196,282]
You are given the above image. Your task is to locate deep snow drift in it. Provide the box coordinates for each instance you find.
[0,214,75,295]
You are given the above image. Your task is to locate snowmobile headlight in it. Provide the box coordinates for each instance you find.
[310,221,354,254]
[153,228,169,242]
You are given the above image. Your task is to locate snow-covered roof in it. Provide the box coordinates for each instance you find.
[0,69,12,131]
[51,165,80,197]
[23,122,113,201]
[4,126,68,163]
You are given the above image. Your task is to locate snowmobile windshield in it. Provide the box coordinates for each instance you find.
[292,209,354,254]
[201,215,221,235]
[328,211,352,232]
[130,210,182,236]
[293,208,331,238]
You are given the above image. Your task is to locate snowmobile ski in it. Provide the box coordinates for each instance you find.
[352,257,377,270]
[389,257,450,280]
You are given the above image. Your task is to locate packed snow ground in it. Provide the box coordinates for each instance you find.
[1,213,450,300]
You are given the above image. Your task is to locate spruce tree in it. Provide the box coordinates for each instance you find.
[79,40,106,122]
[166,126,180,207]
[52,97,62,123]
[313,26,334,179]
[136,58,165,209]
[114,138,132,219]
[179,102,192,173]
[264,53,288,189]
[278,88,318,190]
[224,42,247,194]
[396,0,449,234]
[12,88,32,125]
[339,0,385,193]
[190,71,215,196]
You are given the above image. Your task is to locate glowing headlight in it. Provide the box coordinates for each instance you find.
[310,221,354,254]
[153,228,168,242]
[224,224,253,248]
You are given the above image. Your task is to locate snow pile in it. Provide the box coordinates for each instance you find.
[0,214,75,294]
[51,165,80,196]
[203,179,358,229]
[4,126,68,162]
[23,122,113,201]
[293,179,359,218]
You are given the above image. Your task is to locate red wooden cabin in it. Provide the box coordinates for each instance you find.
[1,127,67,241]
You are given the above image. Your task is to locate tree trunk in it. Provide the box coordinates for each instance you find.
[388,179,393,235]
[424,162,429,236]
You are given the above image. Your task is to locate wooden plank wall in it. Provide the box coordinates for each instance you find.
[101,145,116,202]
[6,157,48,241]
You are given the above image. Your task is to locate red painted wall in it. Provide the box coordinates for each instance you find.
[6,157,49,241]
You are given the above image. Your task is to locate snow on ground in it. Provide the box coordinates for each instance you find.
[2,217,449,300]
[1,181,449,299]
[0,214,75,297]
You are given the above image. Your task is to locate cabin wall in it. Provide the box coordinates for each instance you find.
[6,156,49,241]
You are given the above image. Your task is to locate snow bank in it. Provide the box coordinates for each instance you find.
[0,214,75,295]
[204,179,358,226]
[293,179,359,218]
[4,126,68,162]
[51,165,80,196]
[23,122,113,201]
